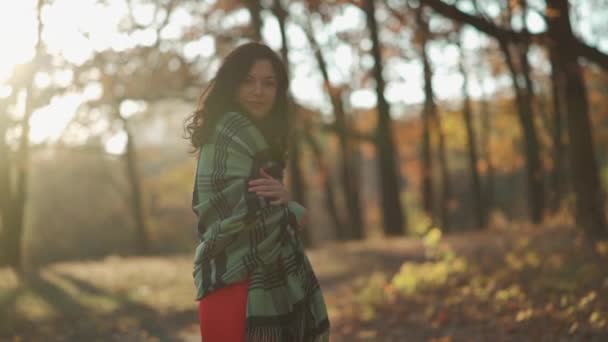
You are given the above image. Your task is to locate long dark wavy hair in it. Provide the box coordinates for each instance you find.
[183,42,291,166]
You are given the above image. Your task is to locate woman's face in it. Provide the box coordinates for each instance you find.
[236,59,278,120]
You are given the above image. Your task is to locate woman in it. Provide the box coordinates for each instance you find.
[183,42,330,342]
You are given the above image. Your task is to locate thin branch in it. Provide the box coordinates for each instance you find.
[418,0,608,69]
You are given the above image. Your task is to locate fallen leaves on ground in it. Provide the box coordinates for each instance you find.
[1,223,607,341]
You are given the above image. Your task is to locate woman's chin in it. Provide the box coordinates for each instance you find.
[247,109,271,120]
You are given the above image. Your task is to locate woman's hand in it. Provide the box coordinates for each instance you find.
[248,168,290,205]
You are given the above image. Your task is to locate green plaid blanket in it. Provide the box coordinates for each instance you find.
[191,111,329,341]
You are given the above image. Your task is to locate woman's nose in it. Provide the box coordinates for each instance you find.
[253,81,263,95]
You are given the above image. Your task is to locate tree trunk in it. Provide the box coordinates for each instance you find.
[120,118,150,254]
[456,30,486,229]
[7,87,34,272]
[336,98,364,239]
[302,129,342,241]
[273,0,288,73]
[245,0,263,42]
[347,139,364,236]
[498,39,544,223]
[431,111,451,232]
[272,0,311,245]
[364,0,406,236]
[2,0,43,273]
[476,72,495,216]
[288,132,310,245]
[517,4,545,222]
[417,7,451,231]
[420,98,434,219]
[547,0,607,239]
[0,103,13,266]
[548,47,568,212]
[6,85,37,273]
[302,13,364,240]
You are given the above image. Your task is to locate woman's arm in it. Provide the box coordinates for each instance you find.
[248,167,308,226]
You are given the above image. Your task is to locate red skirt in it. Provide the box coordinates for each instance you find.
[198,279,249,342]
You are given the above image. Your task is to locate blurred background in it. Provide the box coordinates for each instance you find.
[1,0,607,341]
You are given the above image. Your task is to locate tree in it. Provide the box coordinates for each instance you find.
[418,0,607,238]
[363,0,407,235]
[413,5,453,231]
[454,25,486,229]
[68,0,193,253]
[301,120,344,239]
[300,5,364,240]
[545,0,607,239]
[0,0,45,273]
[0,95,14,266]
[270,0,313,245]
[245,0,263,41]
[473,53,496,217]
[546,42,568,212]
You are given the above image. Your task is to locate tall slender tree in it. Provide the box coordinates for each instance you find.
[271,0,312,245]
[0,97,13,266]
[363,0,406,235]
[301,11,364,239]
[546,21,569,213]
[474,60,496,216]
[416,8,435,222]
[117,104,150,254]
[0,0,44,273]
[546,0,607,238]
[414,6,453,231]
[492,1,544,224]
[515,0,545,222]
[245,0,263,41]
[302,125,343,239]
[454,26,486,229]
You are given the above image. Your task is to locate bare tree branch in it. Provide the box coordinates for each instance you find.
[418,0,608,69]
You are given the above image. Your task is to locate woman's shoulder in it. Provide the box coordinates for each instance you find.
[214,111,267,148]
[216,110,250,127]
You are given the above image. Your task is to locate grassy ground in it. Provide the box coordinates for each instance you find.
[1,222,607,341]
